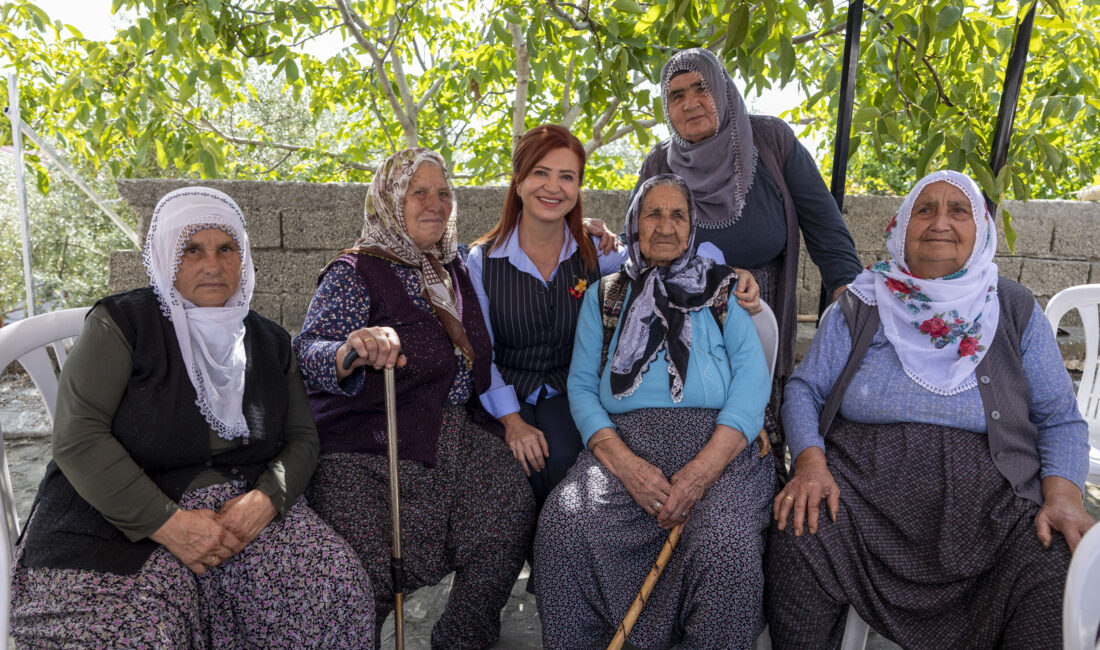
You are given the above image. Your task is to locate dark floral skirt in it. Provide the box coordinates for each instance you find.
[11,481,375,649]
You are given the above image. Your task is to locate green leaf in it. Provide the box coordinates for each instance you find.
[917,131,944,175]
[968,154,996,197]
[724,5,750,52]
[937,6,963,32]
[155,138,168,169]
[491,18,510,43]
[612,0,646,15]
[285,59,300,83]
[1001,208,1016,252]
[853,106,878,126]
[502,10,522,24]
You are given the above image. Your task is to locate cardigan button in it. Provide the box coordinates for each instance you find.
[994,451,1005,461]
[990,410,1001,420]
[979,375,991,384]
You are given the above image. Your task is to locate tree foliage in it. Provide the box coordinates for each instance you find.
[3,0,1098,198]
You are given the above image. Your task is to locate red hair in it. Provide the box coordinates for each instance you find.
[473,124,597,270]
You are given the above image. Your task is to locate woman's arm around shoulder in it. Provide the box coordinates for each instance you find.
[566,285,617,446]
[715,303,769,443]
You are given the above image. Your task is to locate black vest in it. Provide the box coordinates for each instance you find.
[22,287,291,574]
[480,244,601,400]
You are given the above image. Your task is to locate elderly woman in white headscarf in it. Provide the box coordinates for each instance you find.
[293,148,534,649]
[9,187,375,647]
[534,174,773,648]
[766,170,1094,649]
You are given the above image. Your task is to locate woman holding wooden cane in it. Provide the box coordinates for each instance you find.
[294,148,534,649]
[534,175,774,648]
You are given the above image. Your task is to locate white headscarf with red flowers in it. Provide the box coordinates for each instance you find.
[848,170,999,395]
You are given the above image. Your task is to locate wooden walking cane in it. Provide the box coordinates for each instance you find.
[383,366,406,650]
[607,523,684,650]
[344,352,405,649]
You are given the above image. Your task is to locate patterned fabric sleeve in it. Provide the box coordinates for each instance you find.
[292,262,369,397]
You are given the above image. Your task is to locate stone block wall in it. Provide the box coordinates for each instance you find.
[111,179,1099,332]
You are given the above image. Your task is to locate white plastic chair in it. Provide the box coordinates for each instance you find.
[752,299,871,649]
[0,306,90,646]
[752,300,779,380]
[1044,284,1100,484]
[1064,523,1100,650]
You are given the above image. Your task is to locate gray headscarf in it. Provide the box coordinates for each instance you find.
[661,48,757,230]
[610,175,738,401]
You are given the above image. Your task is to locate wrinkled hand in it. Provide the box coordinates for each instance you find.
[336,326,406,379]
[149,509,242,574]
[774,447,839,536]
[832,284,849,301]
[502,413,549,477]
[215,490,278,553]
[660,460,713,529]
[733,268,762,315]
[618,453,673,518]
[1035,477,1095,552]
[582,218,620,255]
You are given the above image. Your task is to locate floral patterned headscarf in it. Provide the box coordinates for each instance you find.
[848,170,1000,395]
[353,148,474,364]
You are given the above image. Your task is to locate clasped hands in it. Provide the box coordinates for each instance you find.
[150,489,277,574]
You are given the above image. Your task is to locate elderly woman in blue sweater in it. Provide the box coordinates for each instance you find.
[765,170,1094,649]
[534,175,774,649]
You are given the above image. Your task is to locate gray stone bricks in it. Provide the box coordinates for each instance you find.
[112,179,1100,333]
[1019,259,1092,299]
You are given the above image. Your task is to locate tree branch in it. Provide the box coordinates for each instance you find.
[175,108,375,171]
[897,35,955,107]
[546,0,602,53]
[510,22,531,152]
[334,0,416,145]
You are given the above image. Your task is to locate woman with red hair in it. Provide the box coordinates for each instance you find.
[469,125,619,509]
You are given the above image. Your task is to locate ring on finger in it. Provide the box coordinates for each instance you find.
[783,495,794,501]
[653,501,662,511]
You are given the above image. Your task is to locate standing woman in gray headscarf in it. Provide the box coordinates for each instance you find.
[636,48,864,478]
[9,187,375,647]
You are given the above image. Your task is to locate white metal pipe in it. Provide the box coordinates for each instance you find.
[16,122,140,247]
[6,73,35,317]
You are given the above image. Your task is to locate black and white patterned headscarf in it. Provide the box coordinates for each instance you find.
[661,48,757,230]
[610,175,738,401]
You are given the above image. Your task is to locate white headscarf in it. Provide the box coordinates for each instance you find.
[848,170,999,395]
[142,186,254,440]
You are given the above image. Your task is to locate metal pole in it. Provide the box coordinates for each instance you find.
[16,122,140,247]
[819,0,864,317]
[986,0,1037,214]
[6,73,35,317]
